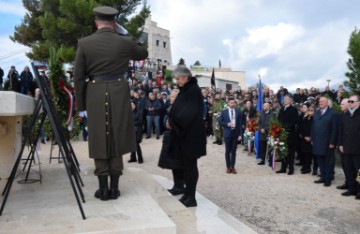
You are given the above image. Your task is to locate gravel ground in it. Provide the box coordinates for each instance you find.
[67,136,360,234]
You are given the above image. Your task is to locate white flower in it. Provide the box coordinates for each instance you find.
[279,142,284,146]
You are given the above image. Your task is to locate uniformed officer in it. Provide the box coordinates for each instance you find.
[74,6,148,201]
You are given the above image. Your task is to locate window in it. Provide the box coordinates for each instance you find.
[163,42,166,48]
[226,83,232,91]
[156,40,159,46]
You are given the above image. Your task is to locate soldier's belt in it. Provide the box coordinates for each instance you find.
[89,73,127,82]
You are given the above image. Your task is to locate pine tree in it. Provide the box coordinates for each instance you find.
[178,58,185,65]
[11,0,150,62]
[344,28,360,95]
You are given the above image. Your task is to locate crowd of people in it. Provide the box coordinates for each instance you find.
[129,72,360,201]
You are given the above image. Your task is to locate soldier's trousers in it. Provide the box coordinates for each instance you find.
[94,156,123,176]
[213,117,223,141]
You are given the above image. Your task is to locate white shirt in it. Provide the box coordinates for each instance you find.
[228,108,236,128]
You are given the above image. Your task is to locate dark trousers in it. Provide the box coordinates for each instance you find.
[130,142,143,161]
[340,153,347,185]
[172,169,185,188]
[94,156,123,176]
[303,152,313,170]
[224,135,238,168]
[281,145,295,172]
[312,154,319,172]
[259,140,267,162]
[343,154,360,193]
[317,149,335,182]
[181,157,199,198]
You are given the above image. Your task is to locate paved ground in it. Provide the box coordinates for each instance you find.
[118,136,360,234]
[10,136,360,234]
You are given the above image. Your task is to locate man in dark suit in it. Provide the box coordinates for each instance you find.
[258,102,274,165]
[276,94,299,175]
[74,6,148,201]
[338,95,360,199]
[312,96,338,187]
[218,98,243,174]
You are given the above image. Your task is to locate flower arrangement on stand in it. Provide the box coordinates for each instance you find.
[245,118,258,155]
[267,118,288,171]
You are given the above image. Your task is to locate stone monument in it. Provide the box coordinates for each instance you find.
[0,91,35,179]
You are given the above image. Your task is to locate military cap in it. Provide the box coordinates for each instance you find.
[93,6,118,21]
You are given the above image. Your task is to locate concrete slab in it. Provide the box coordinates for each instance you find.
[0,163,176,234]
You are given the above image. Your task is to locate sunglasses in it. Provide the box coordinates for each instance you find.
[348,100,358,104]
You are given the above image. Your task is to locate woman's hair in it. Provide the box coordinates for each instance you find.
[172,65,192,78]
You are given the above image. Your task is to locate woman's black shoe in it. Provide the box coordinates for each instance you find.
[180,196,197,207]
[168,187,185,196]
[179,194,187,203]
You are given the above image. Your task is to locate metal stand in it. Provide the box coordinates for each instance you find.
[0,62,86,219]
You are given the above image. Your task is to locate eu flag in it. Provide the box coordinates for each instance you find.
[255,77,263,160]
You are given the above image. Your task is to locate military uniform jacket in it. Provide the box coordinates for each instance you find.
[74,27,148,159]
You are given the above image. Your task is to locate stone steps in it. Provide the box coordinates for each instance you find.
[0,163,256,233]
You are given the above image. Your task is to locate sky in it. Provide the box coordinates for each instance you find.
[1,0,360,92]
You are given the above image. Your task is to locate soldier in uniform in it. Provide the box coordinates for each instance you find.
[212,92,226,145]
[74,6,148,201]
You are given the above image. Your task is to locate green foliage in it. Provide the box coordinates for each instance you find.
[194,60,201,66]
[344,28,360,95]
[48,46,81,139]
[178,58,185,65]
[165,69,173,83]
[11,0,150,62]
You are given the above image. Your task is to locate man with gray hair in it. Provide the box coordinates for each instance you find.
[336,98,349,190]
[338,95,360,199]
[276,94,299,175]
[312,96,338,187]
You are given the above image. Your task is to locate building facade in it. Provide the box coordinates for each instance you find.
[143,15,172,68]
[193,68,246,91]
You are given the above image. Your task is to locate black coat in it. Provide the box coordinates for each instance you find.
[338,108,360,155]
[278,105,299,147]
[168,78,207,159]
[300,116,313,154]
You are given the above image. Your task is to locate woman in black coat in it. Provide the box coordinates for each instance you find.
[299,103,314,174]
[168,65,207,207]
[158,89,184,195]
[128,101,144,163]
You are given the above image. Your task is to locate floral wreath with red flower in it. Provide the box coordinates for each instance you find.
[267,118,288,160]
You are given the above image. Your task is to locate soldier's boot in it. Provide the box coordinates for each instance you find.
[137,147,144,164]
[109,174,121,199]
[95,175,109,201]
[128,152,137,163]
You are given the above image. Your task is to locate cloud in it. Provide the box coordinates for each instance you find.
[0,35,31,72]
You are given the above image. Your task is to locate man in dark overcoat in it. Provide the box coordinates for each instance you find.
[312,96,338,187]
[338,95,360,199]
[258,102,274,165]
[276,94,299,175]
[74,6,148,201]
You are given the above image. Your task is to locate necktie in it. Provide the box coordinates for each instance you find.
[231,109,234,120]
[284,107,287,111]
